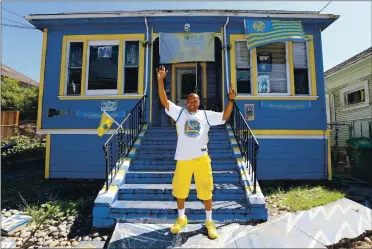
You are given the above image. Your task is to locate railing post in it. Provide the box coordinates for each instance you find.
[103,144,109,191]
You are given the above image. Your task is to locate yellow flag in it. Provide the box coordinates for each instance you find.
[97,112,114,137]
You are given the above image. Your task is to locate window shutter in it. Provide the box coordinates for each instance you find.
[293,42,307,68]
[235,41,250,68]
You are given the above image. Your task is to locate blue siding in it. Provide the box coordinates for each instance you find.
[50,134,109,179]
[257,138,328,180]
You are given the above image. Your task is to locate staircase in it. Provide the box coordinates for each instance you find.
[98,125,268,225]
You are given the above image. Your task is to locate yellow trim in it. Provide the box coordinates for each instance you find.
[138,40,145,95]
[214,32,222,38]
[235,96,319,100]
[221,27,225,108]
[59,36,67,96]
[287,41,295,96]
[117,39,124,94]
[251,48,257,96]
[45,134,51,179]
[327,130,332,180]
[201,63,207,108]
[80,39,88,95]
[37,29,48,130]
[229,34,258,96]
[58,34,145,97]
[58,95,144,100]
[307,35,317,96]
[150,27,154,123]
[252,130,331,135]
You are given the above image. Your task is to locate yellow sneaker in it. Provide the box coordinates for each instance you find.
[205,220,218,239]
[170,216,188,234]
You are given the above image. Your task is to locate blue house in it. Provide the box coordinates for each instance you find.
[27,9,338,228]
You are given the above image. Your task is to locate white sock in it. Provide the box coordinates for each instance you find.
[206,210,212,221]
[178,208,185,218]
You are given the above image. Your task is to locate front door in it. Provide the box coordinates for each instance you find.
[176,68,196,107]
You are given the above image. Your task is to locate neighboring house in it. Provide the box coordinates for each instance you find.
[27,9,339,227]
[325,47,372,139]
[1,64,39,88]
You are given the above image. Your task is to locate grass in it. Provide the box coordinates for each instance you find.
[266,185,346,211]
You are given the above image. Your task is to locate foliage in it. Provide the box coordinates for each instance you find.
[1,76,38,118]
[266,185,345,211]
[1,135,45,158]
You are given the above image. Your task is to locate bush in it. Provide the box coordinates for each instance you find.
[1,135,45,159]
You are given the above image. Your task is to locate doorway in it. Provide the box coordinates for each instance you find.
[176,68,196,107]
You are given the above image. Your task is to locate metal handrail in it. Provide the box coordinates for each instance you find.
[229,102,259,193]
[103,95,146,190]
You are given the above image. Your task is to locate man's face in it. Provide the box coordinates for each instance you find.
[186,93,200,112]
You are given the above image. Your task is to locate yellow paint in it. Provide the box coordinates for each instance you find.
[37,29,48,130]
[287,41,295,96]
[45,134,51,179]
[150,27,154,123]
[117,40,124,94]
[307,35,317,96]
[252,130,331,135]
[245,185,262,194]
[235,96,319,100]
[101,185,119,192]
[327,130,332,180]
[59,36,67,96]
[58,95,143,100]
[229,34,257,96]
[251,48,257,96]
[80,39,88,95]
[58,34,145,96]
[117,169,125,175]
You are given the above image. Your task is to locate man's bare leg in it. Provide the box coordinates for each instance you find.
[203,199,212,211]
[177,198,186,210]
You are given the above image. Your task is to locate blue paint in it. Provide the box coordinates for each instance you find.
[75,110,126,119]
[261,100,312,110]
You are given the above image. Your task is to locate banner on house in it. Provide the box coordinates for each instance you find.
[244,19,310,50]
[76,110,126,119]
[160,32,215,63]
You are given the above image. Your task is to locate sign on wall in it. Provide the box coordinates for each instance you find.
[76,110,126,119]
[257,52,272,72]
[101,100,118,112]
[258,75,270,93]
[244,104,255,121]
[261,100,312,110]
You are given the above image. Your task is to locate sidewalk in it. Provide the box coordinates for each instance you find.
[108,198,372,248]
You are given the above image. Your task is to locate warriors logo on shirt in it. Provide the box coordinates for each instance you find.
[184,119,201,137]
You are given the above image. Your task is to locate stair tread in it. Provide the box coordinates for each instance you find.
[126,170,237,174]
[119,183,243,191]
[111,200,248,210]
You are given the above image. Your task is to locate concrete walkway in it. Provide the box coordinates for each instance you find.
[108,198,372,248]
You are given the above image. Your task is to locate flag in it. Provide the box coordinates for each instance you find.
[97,112,114,137]
[244,19,310,50]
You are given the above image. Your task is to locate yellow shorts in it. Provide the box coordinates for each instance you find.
[172,154,213,201]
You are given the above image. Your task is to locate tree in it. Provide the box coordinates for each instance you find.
[1,77,39,119]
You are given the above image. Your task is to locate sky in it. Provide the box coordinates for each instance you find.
[1,1,371,82]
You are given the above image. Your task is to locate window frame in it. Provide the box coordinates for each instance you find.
[122,39,141,94]
[256,41,291,96]
[292,40,312,96]
[58,34,145,99]
[340,80,369,111]
[234,39,253,95]
[64,40,84,96]
[85,40,120,96]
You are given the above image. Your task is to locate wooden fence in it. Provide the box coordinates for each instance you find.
[1,111,19,139]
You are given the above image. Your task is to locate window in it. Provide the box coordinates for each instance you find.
[340,80,369,110]
[66,42,83,95]
[235,41,251,94]
[293,41,310,95]
[256,42,288,95]
[86,40,120,95]
[123,41,140,93]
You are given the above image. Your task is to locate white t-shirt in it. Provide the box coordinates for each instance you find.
[165,100,226,160]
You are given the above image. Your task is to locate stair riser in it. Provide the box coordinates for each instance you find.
[141,140,228,145]
[110,212,268,223]
[129,164,236,171]
[131,159,237,165]
[125,176,240,184]
[140,144,231,149]
[118,192,245,201]
[143,135,229,141]
[134,153,235,160]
